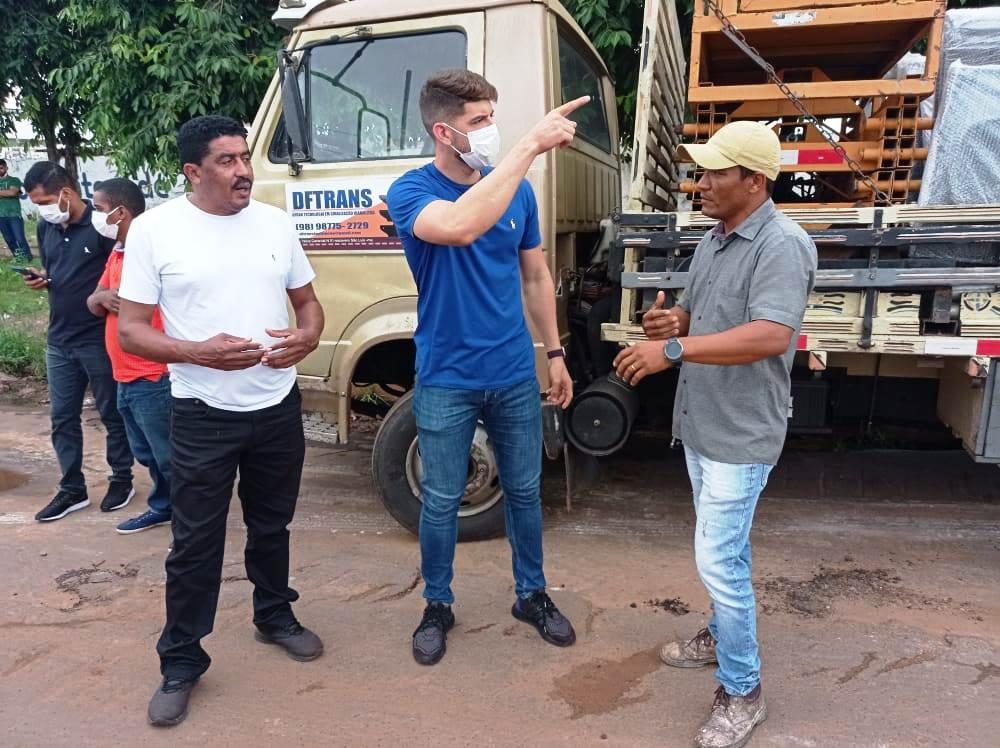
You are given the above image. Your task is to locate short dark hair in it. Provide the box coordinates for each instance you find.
[739,166,775,197]
[0,158,6,166]
[24,161,77,195]
[93,177,146,217]
[176,115,248,166]
[420,70,498,136]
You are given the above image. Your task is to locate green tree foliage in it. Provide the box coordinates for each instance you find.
[562,0,649,153]
[0,0,97,184]
[52,0,285,181]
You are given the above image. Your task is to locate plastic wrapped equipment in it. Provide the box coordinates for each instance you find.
[918,62,1000,206]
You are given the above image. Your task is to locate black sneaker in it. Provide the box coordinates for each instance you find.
[254,621,324,662]
[512,591,576,647]
[35,490,90,522]
[412,602,455,666]
[148,676,198,727]
[100,481,135,512]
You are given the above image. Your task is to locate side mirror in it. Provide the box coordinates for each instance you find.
[278,50,311,166]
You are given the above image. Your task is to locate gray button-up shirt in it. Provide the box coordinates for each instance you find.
[673,199,817,465]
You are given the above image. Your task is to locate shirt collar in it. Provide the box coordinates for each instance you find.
[63,200,94,229]
[709,199,776,244]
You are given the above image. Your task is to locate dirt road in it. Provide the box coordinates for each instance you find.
[1,402,998,746]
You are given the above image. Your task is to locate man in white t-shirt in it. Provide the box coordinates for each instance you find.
[117,116,326,727]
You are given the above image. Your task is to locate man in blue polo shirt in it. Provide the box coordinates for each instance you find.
[23,161,134,522]
[386,69,588,666]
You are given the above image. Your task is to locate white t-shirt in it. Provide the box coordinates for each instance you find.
[119,196,316,412]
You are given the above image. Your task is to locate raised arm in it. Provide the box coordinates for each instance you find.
[410,96,590,246]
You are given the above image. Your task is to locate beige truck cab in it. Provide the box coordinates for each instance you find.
[248,0,620,539]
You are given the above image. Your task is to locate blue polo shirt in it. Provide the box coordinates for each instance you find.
[387,163,541,389]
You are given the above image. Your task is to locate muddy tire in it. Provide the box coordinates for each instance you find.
[371,391,506,542]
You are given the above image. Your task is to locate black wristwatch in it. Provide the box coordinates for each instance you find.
[547,347,566,360]
[663,337,684,367]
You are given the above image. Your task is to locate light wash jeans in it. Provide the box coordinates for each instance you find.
[413,378,545,605]
[685,446,772,696]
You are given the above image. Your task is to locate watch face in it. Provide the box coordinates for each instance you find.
[666,339,683,361]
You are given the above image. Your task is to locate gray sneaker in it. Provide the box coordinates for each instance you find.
[148,677,198,727]
[660,627,718,668]
[254,621,324,662]
[694,685,767,748]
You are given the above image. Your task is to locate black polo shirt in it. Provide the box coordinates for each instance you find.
[37,202,116,348]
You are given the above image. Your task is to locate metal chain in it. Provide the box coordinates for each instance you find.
[703,0,892,204]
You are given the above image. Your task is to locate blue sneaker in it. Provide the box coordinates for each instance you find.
[116,510,171,535]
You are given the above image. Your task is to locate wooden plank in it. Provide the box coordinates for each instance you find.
[634,183,675,213]
[638,155,676,196]
[650,54,686,140]
[645,106,681,179]
[673,204,1000,228]
[629,0,686,212]
[602,322,650,343]
[657,0,687,107]
[619,247,638,325]
[688,78,936,104]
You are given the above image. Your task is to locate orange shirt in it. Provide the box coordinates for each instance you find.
[98,245,168,384]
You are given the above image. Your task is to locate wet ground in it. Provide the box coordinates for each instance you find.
[1,401,998,746]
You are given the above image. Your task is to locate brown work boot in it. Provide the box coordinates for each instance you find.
[660,627,718,668]
[694,685,767,748]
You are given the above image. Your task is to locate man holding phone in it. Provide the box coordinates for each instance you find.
[24,161,135,523]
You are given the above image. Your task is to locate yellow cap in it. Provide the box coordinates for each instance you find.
[676,121,781,181]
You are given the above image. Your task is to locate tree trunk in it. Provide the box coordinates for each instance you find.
[44,137,59,163]
[37,115,59,164]
[62,146,80,186]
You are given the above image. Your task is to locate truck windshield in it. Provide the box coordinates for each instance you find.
[274,30,467,164]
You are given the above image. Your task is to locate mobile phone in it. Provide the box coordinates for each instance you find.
[11,266,41,279]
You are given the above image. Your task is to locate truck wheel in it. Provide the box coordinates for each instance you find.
[372,391,506,542]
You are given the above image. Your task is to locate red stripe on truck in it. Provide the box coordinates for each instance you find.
[796,149,845,165]
[797,334,808,350]
[976,339,1000,356]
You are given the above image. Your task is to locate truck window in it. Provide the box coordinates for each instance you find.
[270,30,466,164]
[557,31,612,153]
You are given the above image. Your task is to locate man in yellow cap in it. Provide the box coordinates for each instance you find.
[613,120,817,748]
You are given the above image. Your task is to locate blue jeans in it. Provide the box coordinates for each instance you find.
[413,378,546,605]
[117,376,173,516]
[685,446,772,696]
[0,216,32,260]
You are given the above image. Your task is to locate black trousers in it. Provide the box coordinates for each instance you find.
[156,385,305,679]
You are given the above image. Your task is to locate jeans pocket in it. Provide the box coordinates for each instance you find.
[171,398,210,421]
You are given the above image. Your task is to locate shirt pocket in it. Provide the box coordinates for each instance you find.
[713,287,750,331]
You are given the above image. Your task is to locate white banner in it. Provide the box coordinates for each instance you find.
[0,153,185,218]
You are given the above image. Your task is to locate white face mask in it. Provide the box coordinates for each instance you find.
[441,122,501,171]
[38,190,71,225]
[92,207,124,240]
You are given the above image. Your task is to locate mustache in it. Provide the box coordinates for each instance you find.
[232,178,252,190]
